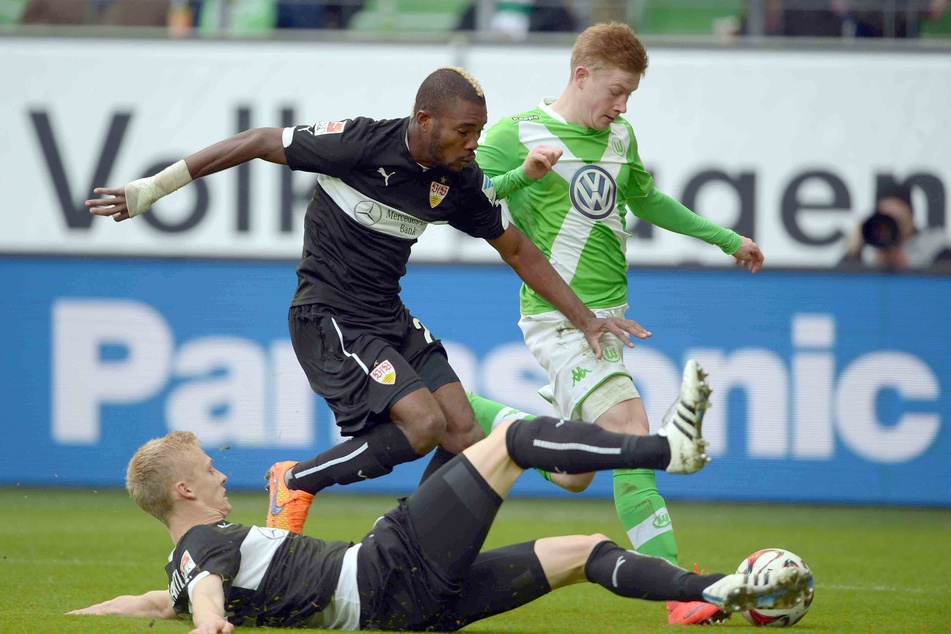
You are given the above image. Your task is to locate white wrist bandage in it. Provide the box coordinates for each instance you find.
[124,159,193,217]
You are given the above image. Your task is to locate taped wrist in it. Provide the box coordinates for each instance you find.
[125,159,192,217]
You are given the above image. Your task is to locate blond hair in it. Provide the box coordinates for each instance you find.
[126,431,201,524]
[570,22,649,77]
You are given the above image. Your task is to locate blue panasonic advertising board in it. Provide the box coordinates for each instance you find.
[1,257,948,506]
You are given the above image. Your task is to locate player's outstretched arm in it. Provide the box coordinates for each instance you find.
[628,188,765,272]
[488,225,651,359]
[189,574,234,634]
[86,127,287,222]
[66,589,175,619]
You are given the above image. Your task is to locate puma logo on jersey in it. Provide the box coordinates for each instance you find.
[377,167,395,186]
[612,556,627,587]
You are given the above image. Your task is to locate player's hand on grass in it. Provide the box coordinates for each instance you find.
[522,144,563,180]
[733,236,764,273]
[67,590,174,618]
[67,599,115,615]
[67,595,142,616]
[190,616,235,634]
[581,316,651,359]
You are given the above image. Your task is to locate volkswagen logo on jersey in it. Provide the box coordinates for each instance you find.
[569,165,616,219]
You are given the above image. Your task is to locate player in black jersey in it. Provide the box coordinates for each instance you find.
[86,67,651,535]
[68,367,813,632]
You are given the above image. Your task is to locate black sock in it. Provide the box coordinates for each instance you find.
[504,416,671,473]
[418,446,456,485]
[288,423,421,493]
[584,541,727,601]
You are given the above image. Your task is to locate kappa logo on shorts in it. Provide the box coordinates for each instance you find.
[571,366,591,386]
[429,179,450,208]
[370,360,397,385]
[180,550,196,577]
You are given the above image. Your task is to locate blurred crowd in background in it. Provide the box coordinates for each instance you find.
[3,0,950,40]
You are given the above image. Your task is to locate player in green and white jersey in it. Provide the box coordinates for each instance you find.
[467,22,764,626]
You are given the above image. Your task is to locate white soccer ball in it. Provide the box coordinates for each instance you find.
[735,548,814,627]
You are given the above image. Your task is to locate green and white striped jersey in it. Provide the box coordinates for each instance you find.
[480,100,740,316]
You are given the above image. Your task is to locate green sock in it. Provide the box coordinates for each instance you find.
[466,392,552,483]
[467,391,536,431]
[613,468,679,566]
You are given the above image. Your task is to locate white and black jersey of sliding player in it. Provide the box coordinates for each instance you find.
[166,521,355,629]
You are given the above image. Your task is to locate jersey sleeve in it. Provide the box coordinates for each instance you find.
[622,126,656,198]
[629,187,742,255]
[281,117,369,177]
[170,526,242,614]
[490,166,535,201]
[477,117,528,199]
[447,165,508,240]
[621,124,739,254]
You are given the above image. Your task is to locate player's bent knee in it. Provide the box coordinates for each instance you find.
[439,415,485,453]
[536,533,616,589]
[418,411,448,448]
[552,471,596,493]
[587,533,612,547]
[394,410,448,453]
[491,417,519,435]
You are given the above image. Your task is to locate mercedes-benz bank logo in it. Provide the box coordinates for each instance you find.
[569,165,616,219]
[354,201,383,226]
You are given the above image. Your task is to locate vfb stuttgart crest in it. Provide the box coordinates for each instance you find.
[370,360,396,385]
[569,165,616,219]
[429,181,450,208]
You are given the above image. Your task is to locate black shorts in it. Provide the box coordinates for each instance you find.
[355,498,462,631]
[354,457,547,632]
[288,303,459,435]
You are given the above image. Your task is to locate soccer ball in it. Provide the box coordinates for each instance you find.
[735,548,814,627]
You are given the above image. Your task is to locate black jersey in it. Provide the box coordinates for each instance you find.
[282,117,506,323]
[166,522,350,628]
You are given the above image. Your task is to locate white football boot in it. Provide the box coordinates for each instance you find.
[658,359,712,474]
[701,567,815,613]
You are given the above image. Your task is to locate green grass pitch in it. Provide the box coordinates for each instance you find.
[1,488,949,633]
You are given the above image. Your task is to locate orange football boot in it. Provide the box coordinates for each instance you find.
[667,564,728,625]
[265,461,314,534]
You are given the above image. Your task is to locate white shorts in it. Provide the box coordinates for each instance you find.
[519,305,640,421]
